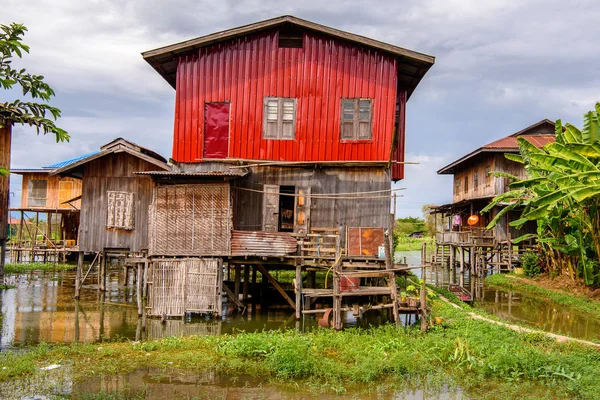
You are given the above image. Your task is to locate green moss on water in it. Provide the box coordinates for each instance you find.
[2,300,599,399]
[485,274,600,319]
[3,262,76,274]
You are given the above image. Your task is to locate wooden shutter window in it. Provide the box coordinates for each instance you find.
[263,97,297,139]
[28,180,47,207]
[107,191,135,230]
[340,98,372,140]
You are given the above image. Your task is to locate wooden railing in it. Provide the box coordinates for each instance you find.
[436,227,495,246]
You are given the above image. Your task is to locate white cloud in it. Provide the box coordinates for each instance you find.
[2,0,600,215]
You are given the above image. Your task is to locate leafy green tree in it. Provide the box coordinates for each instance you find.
[0,23,69,143]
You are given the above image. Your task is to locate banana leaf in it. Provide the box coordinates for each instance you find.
[485,202,517,229]
[582,111,600,144]
[569,184,600,202]
[529,153,596,173]
[545,142,598,169]
[511,233,537,244]
[562,123,582,144]
[505,153,524,163]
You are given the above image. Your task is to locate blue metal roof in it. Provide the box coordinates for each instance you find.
[43,152,99,169]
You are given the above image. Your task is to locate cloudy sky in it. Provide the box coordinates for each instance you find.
[3,0,599,217]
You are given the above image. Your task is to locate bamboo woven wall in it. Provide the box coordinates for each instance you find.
[149,184,231,256]
[148,258,222,317]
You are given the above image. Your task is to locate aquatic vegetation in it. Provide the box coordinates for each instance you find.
[3,262,76,274]
[1,299,600,399]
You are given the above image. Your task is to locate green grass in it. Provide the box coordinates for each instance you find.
[486,274,600,319]
[3,262,76,274]
[395,236,433,251]
[2,299,599,399]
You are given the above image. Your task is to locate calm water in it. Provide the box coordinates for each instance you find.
[0,366,462,400]
[0,268,405,348]
[400,250,600,342]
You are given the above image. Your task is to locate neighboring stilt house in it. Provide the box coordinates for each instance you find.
[52,138,170,296]
[139,15,435,327]
[433,119,556,271]
[10,153,93,262]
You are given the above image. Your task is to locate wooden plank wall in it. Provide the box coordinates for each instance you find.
[232,166,392,245]
[452,154,528,203]
[20,174,82,209]
[0,122,11,241]
[78,152,157,253]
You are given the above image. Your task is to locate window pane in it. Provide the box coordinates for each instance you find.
[342,100,354,120]
[267,100,278,121]
[282,100,295,121]
[359,99,371,120]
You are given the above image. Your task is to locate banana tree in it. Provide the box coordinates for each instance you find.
[484,102,600,284]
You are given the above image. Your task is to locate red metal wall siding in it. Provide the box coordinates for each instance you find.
[172,30,399,163]
[392,89,407,180]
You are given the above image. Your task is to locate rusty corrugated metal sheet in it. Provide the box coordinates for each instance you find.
[483,135,555,149]
[392,89,407,181]
[172,29,399,164]
[231,230,297,256]
[136,170,247,177]
[347,227,385,256]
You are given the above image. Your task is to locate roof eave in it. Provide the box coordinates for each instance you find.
[142,15,435,93]
[437,148,519,175]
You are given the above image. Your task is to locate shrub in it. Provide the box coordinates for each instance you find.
[522,252,541,278]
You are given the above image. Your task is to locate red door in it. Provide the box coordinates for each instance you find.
[203,103,230,158]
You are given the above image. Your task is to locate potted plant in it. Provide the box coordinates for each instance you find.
[405,284,420,308]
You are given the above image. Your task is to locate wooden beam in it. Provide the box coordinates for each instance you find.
[222,284,245,309]
[255,264,296,310]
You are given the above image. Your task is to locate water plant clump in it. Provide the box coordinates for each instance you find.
[3,262,76,274]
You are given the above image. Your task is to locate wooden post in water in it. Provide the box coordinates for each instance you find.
[136,264,143,317]
[74,251,83,299]
[143,259,149,298]
[295,262,302,320]
[100,252,107,291]
[243,265,250,301]
[234,265,241,298]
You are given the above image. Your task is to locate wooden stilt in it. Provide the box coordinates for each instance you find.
[295,263,302,320]
[256,264,296,310]
[234,265,241,298]
[420,246,428,333]
[460,246,465,274]
[74,251,83,299]
[0,239,5,277]
[243,265,250,301]
[136,264,143,317]
[449,245,455,270]
[333,270,342,330]
[143,259,148,298]
[100,252,107,291]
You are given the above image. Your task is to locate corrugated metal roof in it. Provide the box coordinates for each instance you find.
[43,152,99,169]
[135,170,248,177]
[483,135,555,149]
